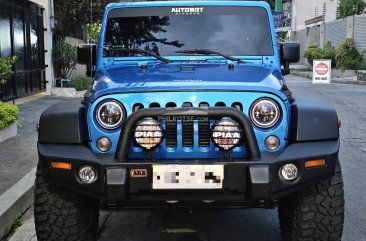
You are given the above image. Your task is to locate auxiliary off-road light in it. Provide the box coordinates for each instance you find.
[265,135,280,151]
[78,166,97,184]
[211,118,242,150]
[250,98,280,128]
[279,164,299,182]
[134,118,164,150]
[97,137,112,152]
[96,100,125,130]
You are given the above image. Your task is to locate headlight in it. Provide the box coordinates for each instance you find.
[134,118,164,150]
[250,98,280,128]
[211,118,242,150]
[96,100,125,129]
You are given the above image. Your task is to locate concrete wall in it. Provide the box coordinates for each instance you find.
[294,14,366,65]
[354,15,366,61]
[32,0,54,94]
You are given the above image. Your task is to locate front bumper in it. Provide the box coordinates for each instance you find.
[38,140,339,209]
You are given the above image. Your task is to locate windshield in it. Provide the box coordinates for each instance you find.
[103,6,274,57]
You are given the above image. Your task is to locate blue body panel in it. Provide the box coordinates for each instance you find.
[86,1,290,159]
[87,91,291,159]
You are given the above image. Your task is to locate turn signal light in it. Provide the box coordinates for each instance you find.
[305,159,326,168]
[51,162,72,170]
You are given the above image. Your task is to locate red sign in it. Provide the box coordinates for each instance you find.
[315,62,329,75]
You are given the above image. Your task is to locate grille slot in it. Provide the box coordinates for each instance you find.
[165,120,177,148]
[182,119,194,147]
[232,102,243,111]
[199,119,210,147]
[133,103,144,112]
[149,102,160,108]
[166,102,177,108]
[215,102,226,107]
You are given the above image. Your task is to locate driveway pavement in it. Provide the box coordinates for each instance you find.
[0,96,66,195]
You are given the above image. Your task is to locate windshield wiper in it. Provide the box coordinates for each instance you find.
[175,49,244,63]
[105,47,171,63]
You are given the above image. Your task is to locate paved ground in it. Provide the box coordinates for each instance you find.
[0,96,66,195]
[3,75,366,241]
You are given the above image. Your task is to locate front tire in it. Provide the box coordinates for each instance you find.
[278,161,345,241]
[34,167,99,241]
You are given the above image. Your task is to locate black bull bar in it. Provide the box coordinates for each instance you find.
[115,107,261,161]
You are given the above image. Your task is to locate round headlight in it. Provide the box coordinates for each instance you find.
[96,100,125,129]
[134,118,164,150]
[250,98,280,128]
[211,118,242,151]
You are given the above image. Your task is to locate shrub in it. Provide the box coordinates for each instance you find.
[71,76,92,91]
[338,0,365,18]
[304,45,320,66]
[0,102,19,130]
[304,43,336,67]
[0,56,16,85]
[53,42,77,78]
[335,38,364,71]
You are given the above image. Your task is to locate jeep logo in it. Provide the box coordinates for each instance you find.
[212,132,241,139]
[135,131,162,138]
[130,169,148,178]
[171,7,204,15]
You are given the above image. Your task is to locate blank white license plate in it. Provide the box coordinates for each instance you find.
[152,165,224,189]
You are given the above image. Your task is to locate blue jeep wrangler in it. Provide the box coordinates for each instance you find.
[34,1,344,241]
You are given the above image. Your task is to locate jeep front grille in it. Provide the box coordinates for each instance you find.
[131,101,243,149]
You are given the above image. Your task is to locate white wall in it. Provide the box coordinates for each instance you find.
[31,0,54,94]
[292,0,339,31]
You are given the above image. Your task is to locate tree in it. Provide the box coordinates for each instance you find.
[82,23,102,43]
[54,0,111,41]
[52,42,77,78]
[338,0,365,18]
[266,0,283,12]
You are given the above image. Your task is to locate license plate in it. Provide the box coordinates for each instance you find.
[152,165,224,189]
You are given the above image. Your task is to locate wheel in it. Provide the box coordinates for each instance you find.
[278,161,345,241]
[34,166,99,241]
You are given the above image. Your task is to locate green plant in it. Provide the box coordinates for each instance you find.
[338,0,365,18]
[304,45,320,66]
[0,56,16,85]
[82,23,101,43]
[71,76,92,91]
[53,42,77,78]
[335,38,364,71]
[304,43,336,67]
[0,102,19,130]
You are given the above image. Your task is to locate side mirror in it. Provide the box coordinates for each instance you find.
[280,42,300,76]
[77,44,97,77]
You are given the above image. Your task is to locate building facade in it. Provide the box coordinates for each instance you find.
[0,0,53,101]
[291,0,340,31]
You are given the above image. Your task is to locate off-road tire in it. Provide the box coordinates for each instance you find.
[34,167,99,241]
[278,161,345,241]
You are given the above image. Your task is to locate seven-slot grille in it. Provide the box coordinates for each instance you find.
[132,101,243,149]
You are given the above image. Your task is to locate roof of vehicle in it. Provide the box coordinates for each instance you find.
[106,1,271,11]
